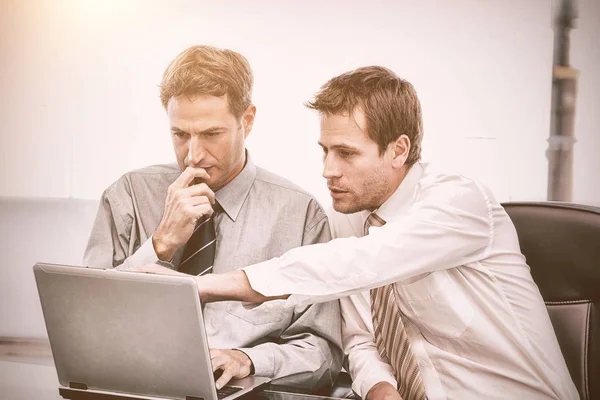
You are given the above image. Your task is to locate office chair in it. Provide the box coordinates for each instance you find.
[503,202,600,400]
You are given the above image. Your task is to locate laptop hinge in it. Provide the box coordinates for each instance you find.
[69,382,88,390]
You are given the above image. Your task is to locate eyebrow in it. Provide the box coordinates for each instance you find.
[171,126,228,135]
[317,142,360,152]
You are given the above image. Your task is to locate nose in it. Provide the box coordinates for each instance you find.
[322,154,342,180]
[187,136,206,166]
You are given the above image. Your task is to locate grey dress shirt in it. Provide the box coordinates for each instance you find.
[83,154,343,388]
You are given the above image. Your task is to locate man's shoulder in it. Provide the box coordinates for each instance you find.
[104,164,180,198]
[254,167,320,204]
[123,163,181,179]
[418,163,491,198]
[416,163,498,213]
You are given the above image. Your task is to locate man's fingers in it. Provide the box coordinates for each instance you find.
[215,368,234,390]
[189,203,215,220]
[180,184,215,205]
[174,201,214,224]
[211,357,226,373]
[181,195,213,209]
[171,167,211,190]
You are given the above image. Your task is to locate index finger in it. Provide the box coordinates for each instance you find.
[172,167,211,189]
[215,369,233,390]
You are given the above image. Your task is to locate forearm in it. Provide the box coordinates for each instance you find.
[341,295,397,398]
[196,270,289,303]
[84,192,131,269]
[84,187,163,270]
[348,349,397,398]
[116,237,171,270]
[242,187,492,302]
[239,337,341,388]
[252,300,342,388]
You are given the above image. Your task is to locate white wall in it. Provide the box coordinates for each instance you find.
[0,0,598,208]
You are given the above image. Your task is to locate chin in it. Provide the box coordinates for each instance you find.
[332,200,361,215]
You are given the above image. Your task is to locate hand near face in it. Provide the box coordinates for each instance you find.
[366,382,403,400]
[152,167,215,261]
[210,349,253,390]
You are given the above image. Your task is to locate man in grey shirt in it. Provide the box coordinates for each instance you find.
[83,45,342,390]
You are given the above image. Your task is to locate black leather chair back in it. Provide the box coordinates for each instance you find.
[503,202,600,400]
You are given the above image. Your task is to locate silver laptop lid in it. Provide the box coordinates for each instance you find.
[34,263,219,400]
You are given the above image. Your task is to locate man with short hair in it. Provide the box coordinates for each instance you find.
[137,65,578,399]
[84,45,343,391]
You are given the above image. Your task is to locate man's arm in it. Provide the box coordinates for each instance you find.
[84,167,214,269]
[133,203,343,389]
[238,301,343,388]
[206,178,493,305]
[83,182,143,269]
[340,294,397,399]
[83,181,174,270]
[236,205,343,388]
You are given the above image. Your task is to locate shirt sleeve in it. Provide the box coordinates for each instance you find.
[340,293,397,398]
[243,178,493,306]
[83,181,164,270]
[237,199,344,388]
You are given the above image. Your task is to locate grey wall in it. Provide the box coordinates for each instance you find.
[0,197,98,338]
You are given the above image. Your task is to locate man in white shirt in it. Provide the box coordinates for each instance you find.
[134,66,579,400]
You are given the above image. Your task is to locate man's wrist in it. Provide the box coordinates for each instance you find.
[234,349,255,375]
[152,233,176,261]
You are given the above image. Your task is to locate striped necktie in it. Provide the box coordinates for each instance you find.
[178,205,219,276]
[365,212,426,400]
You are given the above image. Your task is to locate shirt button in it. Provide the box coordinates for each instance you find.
[418,360,427,368]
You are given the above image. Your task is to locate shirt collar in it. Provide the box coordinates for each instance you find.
[372,162,425,223]
[214,151,257,222]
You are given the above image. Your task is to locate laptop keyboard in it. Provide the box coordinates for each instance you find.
[217,385,243,399]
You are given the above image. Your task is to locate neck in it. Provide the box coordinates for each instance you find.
[372,164,412,211]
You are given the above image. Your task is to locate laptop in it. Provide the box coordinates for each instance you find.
[33,262,270,400]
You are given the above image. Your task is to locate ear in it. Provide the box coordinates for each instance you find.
[391,134,411,169]
[241,104,257,138]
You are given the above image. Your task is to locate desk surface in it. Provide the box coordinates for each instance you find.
[1,360,63,400]
[0,360,347,400]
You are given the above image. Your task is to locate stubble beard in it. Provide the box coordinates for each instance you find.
[333,166,390,214]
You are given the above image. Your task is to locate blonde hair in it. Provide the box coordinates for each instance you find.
[160,45,253,119]
[307,66,423,165]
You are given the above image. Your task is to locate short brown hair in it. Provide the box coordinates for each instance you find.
[306,66,423,165]
[160,45,253,119]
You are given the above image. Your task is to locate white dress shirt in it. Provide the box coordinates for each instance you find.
[244,163,579,399]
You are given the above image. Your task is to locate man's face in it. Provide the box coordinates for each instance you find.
[167,95,254,191]
[319,110,396,214]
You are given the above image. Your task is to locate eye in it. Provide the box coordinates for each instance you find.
[339,149,354,158]
[173,131,188,139]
